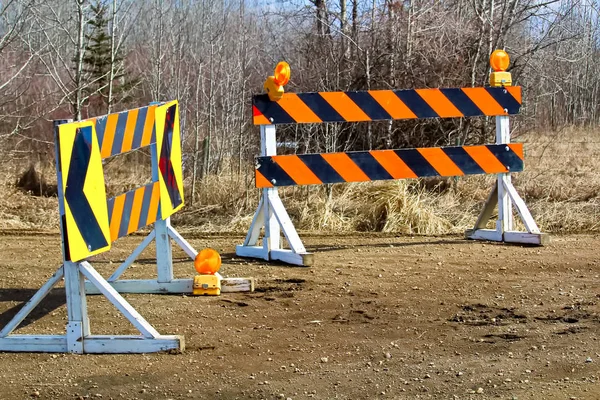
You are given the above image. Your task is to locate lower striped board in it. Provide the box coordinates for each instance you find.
[255,144,523,188]
[107,182,161,242]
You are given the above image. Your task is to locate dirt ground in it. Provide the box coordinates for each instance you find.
[0,231,598,400]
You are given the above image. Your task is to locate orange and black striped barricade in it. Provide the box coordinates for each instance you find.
[0,101,251,354]
[237,52,547,267]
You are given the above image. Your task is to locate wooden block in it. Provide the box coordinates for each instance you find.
[82,335,184,354]
[0,335,68,353]
[221,277,255,293]
[465,228,502,242]
[236,245,268,261]
[270,249,313,267]
[504,231,549,246]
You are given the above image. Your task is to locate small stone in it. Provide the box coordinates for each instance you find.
[476,387,484,394]
[385,352,392,359]
[31,391,40,398]
[140,389,146,394]
[586,357,593,363]
[320,357,328,363]
[457,371,463,377]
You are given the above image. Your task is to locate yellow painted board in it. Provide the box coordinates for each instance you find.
[58,120,110,261]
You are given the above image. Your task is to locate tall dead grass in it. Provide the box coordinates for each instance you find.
[515,126,600,232]
[1,127,599,234]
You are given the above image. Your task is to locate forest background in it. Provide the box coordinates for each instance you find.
[0,0,598,235]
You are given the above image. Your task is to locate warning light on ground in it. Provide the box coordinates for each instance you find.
[194,248,222,275]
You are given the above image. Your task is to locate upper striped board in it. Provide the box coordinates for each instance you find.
[255,144,524,188]
[95,104,157,159]
[104,101,184,241]
[252,87,522,125]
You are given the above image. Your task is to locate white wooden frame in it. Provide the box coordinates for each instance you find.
[465,115,548,245]
[82,132,252,295]
[236,125,314,266]
[83,218,253,295]
[0,120,183,354]
[0,261,184,353]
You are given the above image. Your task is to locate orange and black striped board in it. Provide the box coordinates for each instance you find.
[255,144,523,188]
[107,182,161,242]
[252,87,522,125]
[95,104,157,159]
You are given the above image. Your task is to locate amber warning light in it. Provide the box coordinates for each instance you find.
[194,248,222,275]
[489,50,512,87]
[490,49,510,72]
[264,61,291,101]
[192,248,222,295]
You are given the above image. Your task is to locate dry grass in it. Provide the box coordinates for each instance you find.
[1,127,599,234]
[280,181,454,234]
[0,161,59,230]
[515,126,600,232]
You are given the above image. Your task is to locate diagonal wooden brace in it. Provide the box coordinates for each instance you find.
[236,124,313,266]
[466,116,548,246]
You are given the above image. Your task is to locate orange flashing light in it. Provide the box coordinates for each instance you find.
[490,50,510,72]
[264,61,291,101]
[489,50,512,87]
[273,61,291,86]
[194,248,222,275]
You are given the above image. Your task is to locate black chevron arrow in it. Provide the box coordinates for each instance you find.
[159,104,182,212]
[64,126,108,259]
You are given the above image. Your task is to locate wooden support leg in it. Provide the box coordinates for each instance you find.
[64,261,89,354]
[236,124,312,266]
[0,267,64,338]
[108,231,155,281]
[466,115,547,246]
[155,218,174,283]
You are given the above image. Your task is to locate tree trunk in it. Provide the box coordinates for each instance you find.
[73,0,87,121]
[107,0,117,114]
[340,0,349,59]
